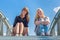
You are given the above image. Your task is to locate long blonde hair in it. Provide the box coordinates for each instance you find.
[35,8,45,19]
[20,7,30,22]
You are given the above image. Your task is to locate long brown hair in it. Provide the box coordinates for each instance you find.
[20,7,30,22]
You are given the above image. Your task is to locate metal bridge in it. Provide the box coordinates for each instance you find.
[0,9,60,40]
[0,11,12,36]
[50,9,60,36]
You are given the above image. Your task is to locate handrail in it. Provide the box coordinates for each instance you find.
[49,9,60,35]
[0,9,60,36]
[0,11,11,29]
[0,11,12,36]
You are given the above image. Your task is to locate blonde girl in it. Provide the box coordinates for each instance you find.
[34,8,50,36]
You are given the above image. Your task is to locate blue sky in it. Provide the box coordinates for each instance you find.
[0,0,60,36]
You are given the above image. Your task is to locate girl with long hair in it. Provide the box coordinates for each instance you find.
[13,7,30,36]
[34,8,50,36]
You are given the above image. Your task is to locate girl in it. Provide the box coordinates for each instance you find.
[13,7,30,36]
[34,8,50,36]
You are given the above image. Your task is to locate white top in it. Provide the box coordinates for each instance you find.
[39,17,50,24]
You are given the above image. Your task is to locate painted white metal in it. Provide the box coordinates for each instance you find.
[0,11,12,36]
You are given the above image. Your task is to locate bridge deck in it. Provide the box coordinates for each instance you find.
[0,36,60,40]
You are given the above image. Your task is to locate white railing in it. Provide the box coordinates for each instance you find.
[50,9,60,36]
[0,11,12,36]
[0,9,60,36]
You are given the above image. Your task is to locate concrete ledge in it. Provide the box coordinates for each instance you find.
[0,36,60,40]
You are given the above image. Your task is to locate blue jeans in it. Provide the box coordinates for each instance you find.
[36,24,48,36]
[40,25,48,33]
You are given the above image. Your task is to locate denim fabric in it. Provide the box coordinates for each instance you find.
[35,24,48,36]
[40,25,48,33]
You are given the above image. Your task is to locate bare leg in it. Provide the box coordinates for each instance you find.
[13,22,24,36]
[23,27,28,36]
[15,23,20,36]
[19,22,24,36]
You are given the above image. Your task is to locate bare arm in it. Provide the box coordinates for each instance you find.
[42,17,50,25]
[34,21,41,25]
[42,21,50,25]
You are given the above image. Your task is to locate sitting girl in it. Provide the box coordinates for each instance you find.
[12,7,30,36]
[34,8,50,36]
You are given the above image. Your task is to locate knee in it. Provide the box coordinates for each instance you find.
[17,22,20,25]
[20,22,23,25]
[19,22,24,26]
[16,22,23,26]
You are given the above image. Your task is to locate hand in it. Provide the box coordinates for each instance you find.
[42,21,49,25]
[35,21,40,25]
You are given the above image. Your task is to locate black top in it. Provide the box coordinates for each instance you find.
[13,16,28,27]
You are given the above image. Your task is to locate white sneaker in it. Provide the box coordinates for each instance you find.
[19,34,22,36]
[16,34,19,36]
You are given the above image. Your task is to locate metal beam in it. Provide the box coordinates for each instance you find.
[0,11,12,36]
[50,9,60,36]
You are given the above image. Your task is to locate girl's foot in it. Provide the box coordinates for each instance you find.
[19,34,22,36]
[45,33,49,36]
[15,34,19,36]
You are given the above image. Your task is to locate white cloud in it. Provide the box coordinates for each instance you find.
[53,6,60,13]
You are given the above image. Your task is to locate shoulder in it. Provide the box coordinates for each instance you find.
[45,16,49,19]
[15,16,20,19]
[16,16,21,18]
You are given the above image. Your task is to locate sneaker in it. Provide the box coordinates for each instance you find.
[15,34,19,36]
[19,34,22,36]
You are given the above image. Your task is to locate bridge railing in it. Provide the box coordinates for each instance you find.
[49,9,60,36]
[0,9,60,36]
[0,11,12,36]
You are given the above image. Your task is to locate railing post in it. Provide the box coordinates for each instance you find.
[57,19,60,35]
[0,11,12,36]
[6,26,12,36]
[0,14,3,36]
[51,28,56,36]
